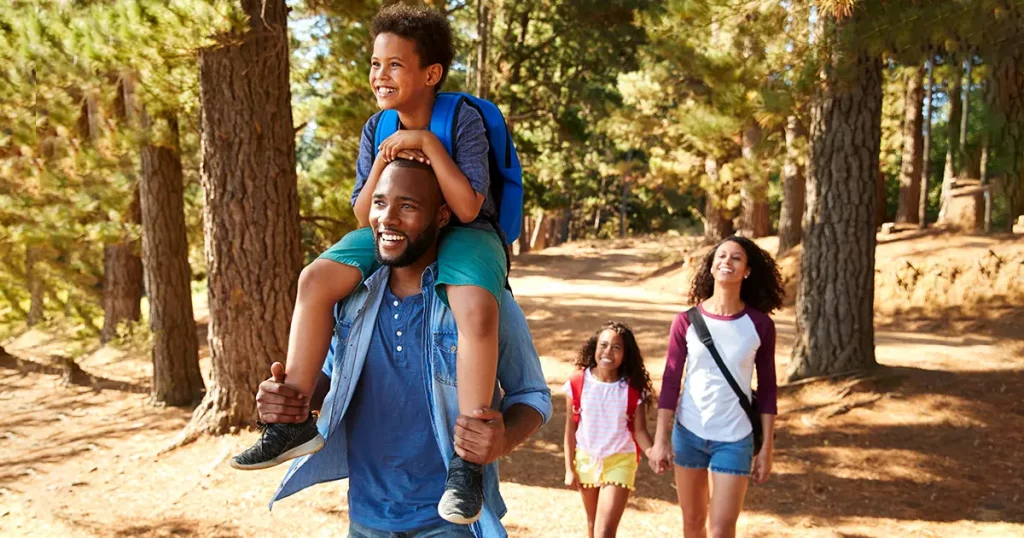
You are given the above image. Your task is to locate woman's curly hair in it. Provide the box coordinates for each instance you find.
[574,322,655,403]
[689,235,785,315]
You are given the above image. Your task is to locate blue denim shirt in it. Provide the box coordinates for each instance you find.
[270,264,553,538]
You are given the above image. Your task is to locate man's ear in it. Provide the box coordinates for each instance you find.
[437,203,451,228]
[426,64,443,88]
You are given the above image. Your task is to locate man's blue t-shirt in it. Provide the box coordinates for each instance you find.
[343,285,448,532]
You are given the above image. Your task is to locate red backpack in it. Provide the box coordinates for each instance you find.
[569,369,642,461]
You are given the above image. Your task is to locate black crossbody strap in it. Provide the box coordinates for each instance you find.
[686,306,755,418]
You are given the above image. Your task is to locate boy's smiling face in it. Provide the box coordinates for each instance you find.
[369,32,442,112]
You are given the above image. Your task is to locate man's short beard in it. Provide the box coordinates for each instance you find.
[374,221,440,268]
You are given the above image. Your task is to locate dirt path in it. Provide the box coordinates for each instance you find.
[2,236,1023,537]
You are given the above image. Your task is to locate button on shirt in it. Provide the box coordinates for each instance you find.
[343,286,448,532]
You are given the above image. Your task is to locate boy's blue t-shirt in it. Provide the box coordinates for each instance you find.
[351,106,495,231]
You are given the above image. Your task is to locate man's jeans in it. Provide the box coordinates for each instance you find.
[349,521,475,538]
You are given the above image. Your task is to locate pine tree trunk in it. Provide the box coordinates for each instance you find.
[920,57,935,228]
[777,116,804,255]
[476,0,490,99]
[789,26,881,381]
[184,0,301,437]
[987,46,1024,224]
[703,154,734,243]
[739,123,770,237]
[26,247,44,326]
[940,59,963,222]
[896,66,924,224]
[958,59,972,179]
[517,212,531,254]
[101,192,144,344]
[141,115,204,406]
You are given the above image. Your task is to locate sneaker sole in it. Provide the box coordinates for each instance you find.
[437,492,482,525]
[229,434,326,471]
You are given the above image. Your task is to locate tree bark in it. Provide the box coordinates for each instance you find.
[876,167,887,227]
[184,0,302,437]
[789,23,881,381]
[896,66,924,224]
[777,115,804,255]
[939,58,963,222]
[920,57,935,228]
[101,189,144,344]
[476,0,489,99]
[703,154,734,243]
[739,123,770,237]
[986,46,1024,224]
[26,247,44,326]
[958,58,972,179]
[140,113,204,406]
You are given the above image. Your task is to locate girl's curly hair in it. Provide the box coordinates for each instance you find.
[574,322,655,404]
[689,235,785,315]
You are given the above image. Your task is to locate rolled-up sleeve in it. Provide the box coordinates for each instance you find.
[495,290,552,424]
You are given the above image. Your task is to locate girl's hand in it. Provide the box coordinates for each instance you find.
[378,130,435,162]
[752,445,773,485]
[647,441,672,474]
[564,469,580,490]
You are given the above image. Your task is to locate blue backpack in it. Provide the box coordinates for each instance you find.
[372,92,523,245]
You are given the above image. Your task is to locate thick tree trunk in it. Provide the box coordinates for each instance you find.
[939,59,963,222]
[920,57,935,228]
[739,123,770,237]
[26,247,44,326]
[896,66,924,224]
[141,114,204,406]
[101,191,144,344]
[789,27,882,381]
[184,0,302,437]
[987,47,1024,224]
[703,154,734,243]
[778,116,804,255]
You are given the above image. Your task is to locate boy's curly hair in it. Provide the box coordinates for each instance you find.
[371,4,456,91]
[574,322,655,404]
[689,235,785,315]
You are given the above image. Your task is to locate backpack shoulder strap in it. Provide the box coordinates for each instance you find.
[569,369,585,424]
[372,110,400,158]
[429,92,464,157]
[686,306,756,417]
[626,384,640,424]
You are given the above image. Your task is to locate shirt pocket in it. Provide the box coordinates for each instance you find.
[431,330,459,386]
[334,319,354,349]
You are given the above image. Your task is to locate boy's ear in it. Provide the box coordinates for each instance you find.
[425,64,444,87]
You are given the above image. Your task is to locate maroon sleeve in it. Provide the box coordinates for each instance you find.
[750,311,778,415]
[658,311,691,410]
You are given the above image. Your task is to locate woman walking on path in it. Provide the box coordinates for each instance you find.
[648,236,784,538]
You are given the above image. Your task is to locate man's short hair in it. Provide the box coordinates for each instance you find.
[386,157,436,179]
[371,4,455,91]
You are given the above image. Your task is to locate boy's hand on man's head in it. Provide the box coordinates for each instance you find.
[378,130,438,162]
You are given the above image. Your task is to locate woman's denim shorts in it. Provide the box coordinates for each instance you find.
[672,421,754,476]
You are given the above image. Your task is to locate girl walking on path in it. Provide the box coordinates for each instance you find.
[563,322,656,538]
[648,236,785,538]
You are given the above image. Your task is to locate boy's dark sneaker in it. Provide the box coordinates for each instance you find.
[230,413,325,471]
[437,454,483,525]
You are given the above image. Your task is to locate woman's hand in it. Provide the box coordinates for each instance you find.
[564,469,580,490]
[647,440,673,474]
[751,444,773,485]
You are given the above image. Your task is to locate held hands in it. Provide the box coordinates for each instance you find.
[646,441,673,475]
[377,130,436,165]
[255,362,308,424]
[454,407,505,466]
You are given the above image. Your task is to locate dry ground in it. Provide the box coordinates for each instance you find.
[1,231,1022,537]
